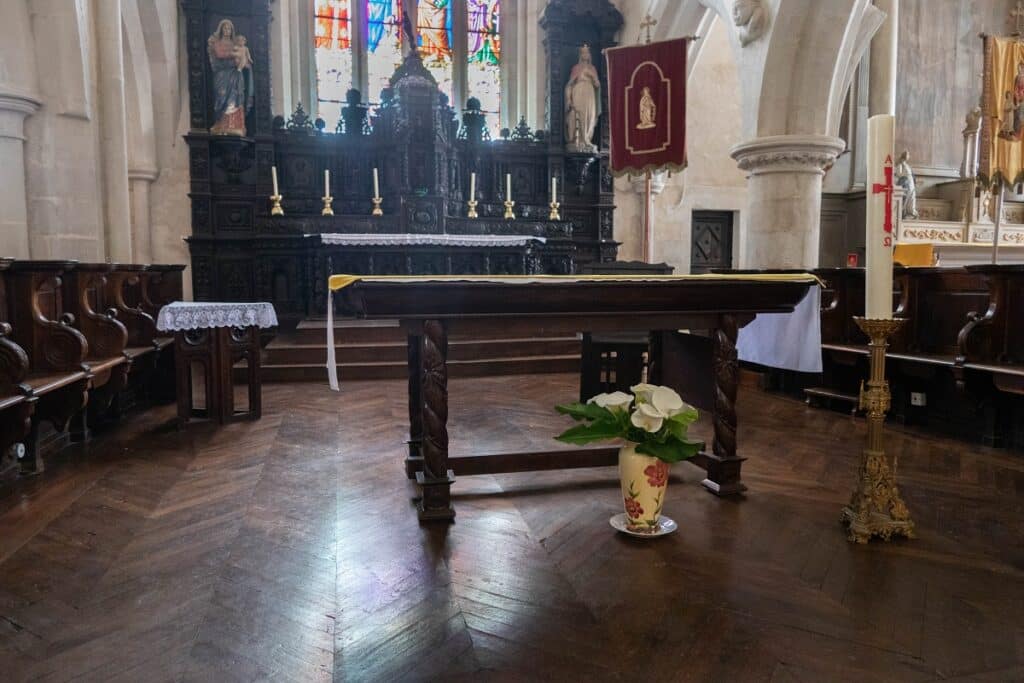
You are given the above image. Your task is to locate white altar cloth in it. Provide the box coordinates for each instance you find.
[318,233,546,247]
[736,285,822,373]
[156,301,279,331]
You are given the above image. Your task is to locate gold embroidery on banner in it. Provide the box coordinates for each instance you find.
[636,87,656,129]
[624,61,671,155]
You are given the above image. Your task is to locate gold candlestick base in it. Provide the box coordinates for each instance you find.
[467,199,478,219]
[503,199,515,220]
[371,196,383,217]
[549,201,561,221]
[270,194,284,216]
[321,195,334,216]
[841,317,915,544]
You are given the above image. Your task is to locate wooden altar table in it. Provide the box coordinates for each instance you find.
[328,274,817,521]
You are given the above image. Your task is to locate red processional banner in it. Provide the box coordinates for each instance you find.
[605,38,688,176]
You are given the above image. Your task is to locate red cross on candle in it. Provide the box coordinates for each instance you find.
[872,154,894,234]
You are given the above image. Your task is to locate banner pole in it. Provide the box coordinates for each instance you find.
[644,170,653,262]
[992,180,1004,264]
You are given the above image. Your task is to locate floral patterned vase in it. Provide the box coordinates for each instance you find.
[619,444,669,531]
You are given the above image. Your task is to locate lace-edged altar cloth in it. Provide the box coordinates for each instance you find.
[317,233,546,247]
[156,301,279,332]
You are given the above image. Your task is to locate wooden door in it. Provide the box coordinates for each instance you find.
[690,211,734,274]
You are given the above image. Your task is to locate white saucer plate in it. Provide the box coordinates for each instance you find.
[609,513,678,538]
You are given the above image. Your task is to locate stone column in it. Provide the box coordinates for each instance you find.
[731,135,845,269]
[0,93,40,258]
[129,169,158,263]
[96,0,133,262]
[869,0,898,116]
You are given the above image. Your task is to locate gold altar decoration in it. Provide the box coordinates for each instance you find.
[371,196,383,217]
[841,317,915,543]
[549,200,561,221]
[270,193,284,216]
[503,199,516,220]
[467,199,479,219]
[321,194,334,216]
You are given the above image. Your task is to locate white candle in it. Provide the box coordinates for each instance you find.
[865,114,895,320]
[470,172,476,199]
[551,176,557,203]
[373,167,380,198]
[506,173,511,202]
[271,166,279,196]
[324,169,330,196]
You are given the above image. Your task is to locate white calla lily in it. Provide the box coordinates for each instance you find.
[630,383,659,404]
[588,391,633,413]
[630,402,665,433]
[650,386,684,416]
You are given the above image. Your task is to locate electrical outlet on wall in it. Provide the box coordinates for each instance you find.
[910,392,927,407]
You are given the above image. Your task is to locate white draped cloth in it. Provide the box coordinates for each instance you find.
[736,285,822,372]
[156,301,279,331]
[318,233,545,247]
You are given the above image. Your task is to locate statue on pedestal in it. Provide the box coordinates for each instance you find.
[564,44,600,153]
[895,150,919,220]
[207,19,254,136]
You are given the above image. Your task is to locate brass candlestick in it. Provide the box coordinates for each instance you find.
[371,196,383,217]
[503,199,515,220]
[549,201,561,221]
[842,317,915,543]
[321,194,334,216]
[467,199,479,218]
[270,194,284,216]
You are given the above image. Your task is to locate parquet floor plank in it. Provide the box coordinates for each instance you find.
[0,374,1021,681]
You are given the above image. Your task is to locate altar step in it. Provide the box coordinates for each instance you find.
[260,317,581,382]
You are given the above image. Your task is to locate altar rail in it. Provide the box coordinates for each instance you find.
[800,266,1024,447]
[0,260,184,484]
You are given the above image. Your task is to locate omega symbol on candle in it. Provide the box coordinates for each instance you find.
[872,154,895,246]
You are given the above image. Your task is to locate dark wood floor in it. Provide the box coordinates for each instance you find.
[0,374,1022,682]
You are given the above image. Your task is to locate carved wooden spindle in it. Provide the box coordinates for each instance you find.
[416,319,455,521]
[704,313,745,495]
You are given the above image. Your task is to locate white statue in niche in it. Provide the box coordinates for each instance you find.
[895,150,920,220]
[564,44,600,153]
[732,0,768,47]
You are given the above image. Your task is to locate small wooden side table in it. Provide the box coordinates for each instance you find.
[156,302,278,428]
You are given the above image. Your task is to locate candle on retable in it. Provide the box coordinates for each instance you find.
[551,176,557,203]
[373,168,380,198]
[506,173,511,202]
[865,114,895,320]
[470,172,476,199]
[324,169,330,196]
[271,166,279,196]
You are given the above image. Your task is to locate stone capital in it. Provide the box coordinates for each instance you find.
[0,90,41,141]
[730,134,846,176]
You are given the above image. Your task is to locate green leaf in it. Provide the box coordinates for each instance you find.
[555,402,614,423]
[666,406,699,426]
[636,437,703,463]
[554,419,624,445]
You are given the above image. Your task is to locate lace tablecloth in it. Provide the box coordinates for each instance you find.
[156,302,279,332]
[318,233,546,247]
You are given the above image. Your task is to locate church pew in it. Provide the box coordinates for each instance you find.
[60,263,131,438]
[3,261,91,472]
[140,264,186,323]
[0,258,36,485]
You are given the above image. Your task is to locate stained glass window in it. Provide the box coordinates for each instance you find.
[367,0,404,102]
[417,1,454,102]
[315,0,353,126]
[467,0,500,135]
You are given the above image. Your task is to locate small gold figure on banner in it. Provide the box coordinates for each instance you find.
[636,87,656,130]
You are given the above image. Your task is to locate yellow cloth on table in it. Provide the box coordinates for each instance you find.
[894,243,937,267]
[327,272,821,291]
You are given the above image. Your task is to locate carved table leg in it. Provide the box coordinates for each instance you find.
[405,331,424,479]
[703,314,747,496]
[415,319,455,521]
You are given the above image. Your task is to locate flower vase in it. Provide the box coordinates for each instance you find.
[619,444,669,531]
